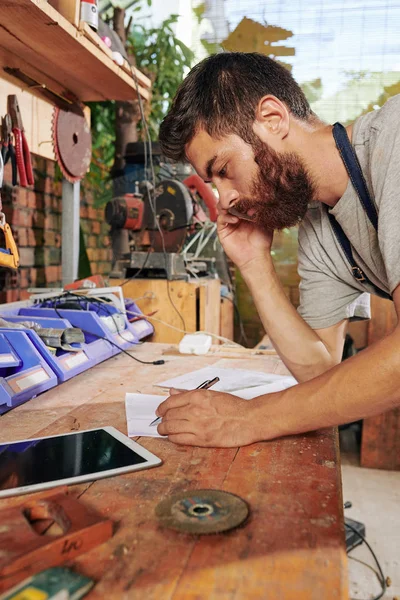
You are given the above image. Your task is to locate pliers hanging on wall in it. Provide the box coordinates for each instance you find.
[7,95,34,187]
[0,139,20,269]
[1,114,18,187]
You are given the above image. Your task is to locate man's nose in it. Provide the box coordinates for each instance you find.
[218,189,239,211]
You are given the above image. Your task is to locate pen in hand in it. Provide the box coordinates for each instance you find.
[149,376,220,427]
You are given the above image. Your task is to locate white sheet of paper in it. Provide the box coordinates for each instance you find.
[126,370,297,438]
[125,393,167,438]
[155,366,296,393]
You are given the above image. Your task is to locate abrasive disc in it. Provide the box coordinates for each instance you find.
[155,489,249,534]
[149,179,193,252]
[52,104,92,182]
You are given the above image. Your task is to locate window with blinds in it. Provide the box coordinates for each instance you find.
[195,0,400,124]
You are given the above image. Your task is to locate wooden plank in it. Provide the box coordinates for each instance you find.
[199,278,221,338]
[361,295,400,469]
[367,294,397,345]
[0,33,100,105]
[361,409,400,470]
[220,297,234,341]
[48,0,152,91]
[347,320,368,350]
[48,0,80,27]
[116,278,199,343]
[80,23,151,94]
[0,75,56,161]
[162,345,278,359]
[0,0,150,102]
[0,345,348,598]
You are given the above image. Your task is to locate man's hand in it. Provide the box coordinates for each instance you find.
[217,205,273,271]
[156,388,260,447]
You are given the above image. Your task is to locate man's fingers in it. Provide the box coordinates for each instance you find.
[157,418,195,436]
[167,433,199,446]
[169,387,186,395]
[156,392,191,416]
[217,213,238,227]
[160,406,190,421]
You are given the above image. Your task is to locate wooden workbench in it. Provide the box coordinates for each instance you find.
[0,344,348,599]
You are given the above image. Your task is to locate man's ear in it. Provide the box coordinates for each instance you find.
[253,95,290,147]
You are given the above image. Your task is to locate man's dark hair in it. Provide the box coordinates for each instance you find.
[159,52,313,162]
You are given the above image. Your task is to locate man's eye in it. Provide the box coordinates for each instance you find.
[218,166,227,177]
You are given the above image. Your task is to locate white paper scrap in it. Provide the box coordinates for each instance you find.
[126,371,297,438]
[155,366,297,394]
[125,393,167,438]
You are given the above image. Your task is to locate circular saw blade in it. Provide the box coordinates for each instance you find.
[155,489,249,534]
[149,179,193,253]
[52,104,92,183]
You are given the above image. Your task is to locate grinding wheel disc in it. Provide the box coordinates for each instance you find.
[52,104,92,183]
[155,489,249,534]
[150,179,193,253]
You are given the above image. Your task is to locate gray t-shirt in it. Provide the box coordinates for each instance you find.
[298,94,400,329]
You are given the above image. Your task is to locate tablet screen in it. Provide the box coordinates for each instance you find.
[0,429,147,493]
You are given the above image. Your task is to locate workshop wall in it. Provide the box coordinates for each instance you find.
[235,229,300,347]
[0,155,112,302]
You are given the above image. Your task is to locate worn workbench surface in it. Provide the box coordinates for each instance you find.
[0,343,348,599]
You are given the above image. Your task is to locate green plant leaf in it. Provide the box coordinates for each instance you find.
[88,4,194,203]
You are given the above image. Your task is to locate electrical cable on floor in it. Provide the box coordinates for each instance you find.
[344,506,387,600]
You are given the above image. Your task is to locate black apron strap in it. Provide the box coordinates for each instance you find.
[330,122,391,301]
[333,123,378,229]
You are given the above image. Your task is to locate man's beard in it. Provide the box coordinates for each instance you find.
[234,139,315,231]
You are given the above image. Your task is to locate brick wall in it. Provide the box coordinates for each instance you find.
[0,155,112,303]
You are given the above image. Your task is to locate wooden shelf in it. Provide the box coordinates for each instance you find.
[0,0,151,103]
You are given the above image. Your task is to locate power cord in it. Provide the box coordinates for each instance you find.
[123,306,244,347]
[49,294,165,366]
[344,502,387,600]
[67,290,243,347]
[130,64,187,333]
[120,249,151,286]
[221,252,250,347]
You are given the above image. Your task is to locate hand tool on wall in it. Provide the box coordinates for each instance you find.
[0,148,20,269]
[7,95,34,188]
[1,114,18,187]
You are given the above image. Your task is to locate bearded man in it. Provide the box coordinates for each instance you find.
[155,51,400,448]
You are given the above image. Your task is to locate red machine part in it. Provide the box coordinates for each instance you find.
[183,174,218,222]
[105,194,145,231]
[124,194,145,230]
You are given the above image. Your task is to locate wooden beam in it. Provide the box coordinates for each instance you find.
[0,75,56,161]
[0,0,151,102]
[48,0,80,27]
